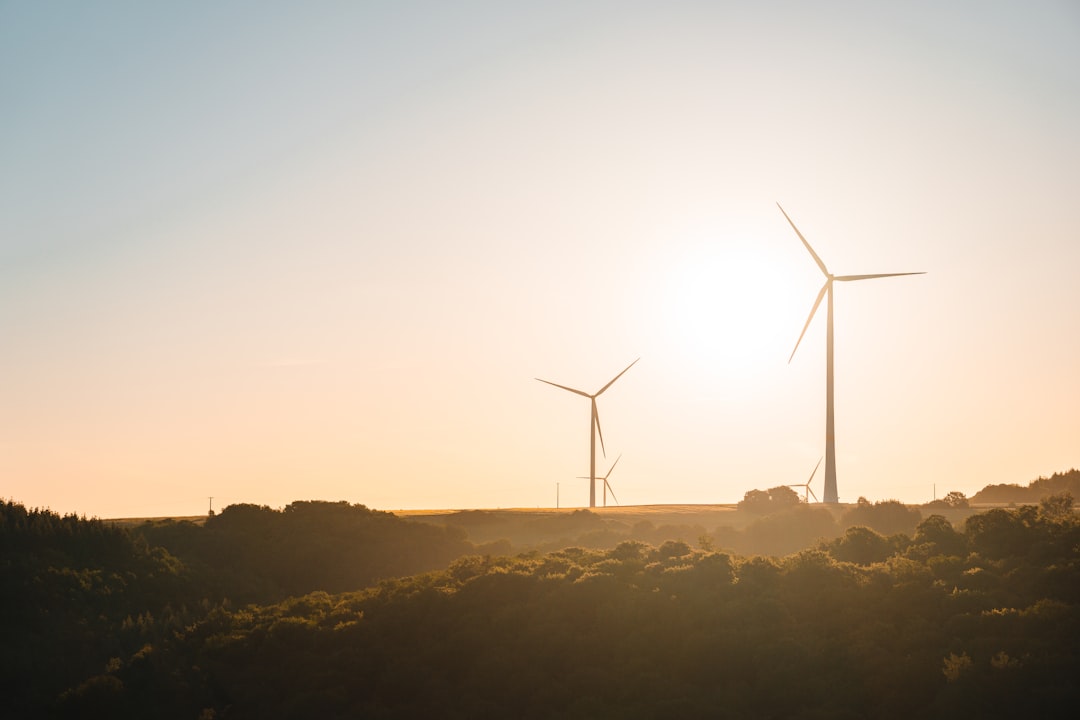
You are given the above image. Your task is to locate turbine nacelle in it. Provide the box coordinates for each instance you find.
[780,203,926,364]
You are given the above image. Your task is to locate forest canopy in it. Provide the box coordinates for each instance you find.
[2,470,1078,718]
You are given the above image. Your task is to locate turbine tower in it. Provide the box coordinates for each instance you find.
[579,455,622,507]
[779,203,924,503]
[537,359,639,508]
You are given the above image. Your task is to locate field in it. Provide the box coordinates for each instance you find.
[108,501,997,536]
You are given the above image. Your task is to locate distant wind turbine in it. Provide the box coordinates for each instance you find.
[579,455,622,507]
[779,203,925,504]
[537,358,639,508]
[789,457,822,503]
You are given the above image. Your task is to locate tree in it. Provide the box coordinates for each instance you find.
[825,526,894,565]
[738,486,801,515]
[913,515,966,557]
[942,652,972,683]
[767,485,802,511]
[963,506,1039,560]
[842,499,922,536]
[1039,492,1074,520]
[738,489,772,514]
[943,491,969,508]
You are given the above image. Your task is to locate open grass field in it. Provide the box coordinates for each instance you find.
[107,515,209,527]
[108,501,1012,531]
[393,503,745,532]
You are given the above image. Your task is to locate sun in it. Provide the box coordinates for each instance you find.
[653,227,798,381]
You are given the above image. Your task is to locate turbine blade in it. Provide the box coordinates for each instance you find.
[605,478,619,506]
[789,282,829,363]
[777,203,829,277]
[605,454,621,479]
[835,272,926,282]
[807,487,819,502]
[535,378,591,398]
[594,400,607,458]
[596,357,640,396]
[807,457,822,483]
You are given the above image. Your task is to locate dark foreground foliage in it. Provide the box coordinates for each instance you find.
[138,500,475,604]
[32,503,1079,720]
[1,500,475,717]
[0,501,190,716]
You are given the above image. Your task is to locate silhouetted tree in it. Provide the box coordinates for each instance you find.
[1039,492,1074,520]
[964,506,1039,560]
[943,491,969,508]
[737,485,801,514]
[912,514,967,557]
[825,525,895,564]
[139,500,475,603]
[842,498,922,536]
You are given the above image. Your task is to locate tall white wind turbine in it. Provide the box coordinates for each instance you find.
[779,204,925,503]
[537,359,639,508]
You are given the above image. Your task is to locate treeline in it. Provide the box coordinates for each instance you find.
[716,498,924,557]
[429,497,927,558]
[138,501,479,604]
[4,490,1078,717]
[971,468,1080,504]
[0,501,190,716]
[426,508,714,554]
[59,504,1080,719]
[0,500,480,717]
[423,476,1079,559]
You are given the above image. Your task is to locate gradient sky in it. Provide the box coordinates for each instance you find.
[2,1,1078,518]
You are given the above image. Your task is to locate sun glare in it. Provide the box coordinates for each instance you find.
[656,226,797,380]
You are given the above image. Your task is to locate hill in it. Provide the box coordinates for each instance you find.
[4,472,1076,717]
[971,468,1080,505]
[58,504,1080,719]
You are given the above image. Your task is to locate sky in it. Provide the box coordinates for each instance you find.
[2,0,1078,518]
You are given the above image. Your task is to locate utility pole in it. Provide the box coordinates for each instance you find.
[208,496,215,517]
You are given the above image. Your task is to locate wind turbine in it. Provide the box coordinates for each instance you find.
[779,203,924,503]
[537,358,639,508]
[579,455,622,507]
[789,457,822,503]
